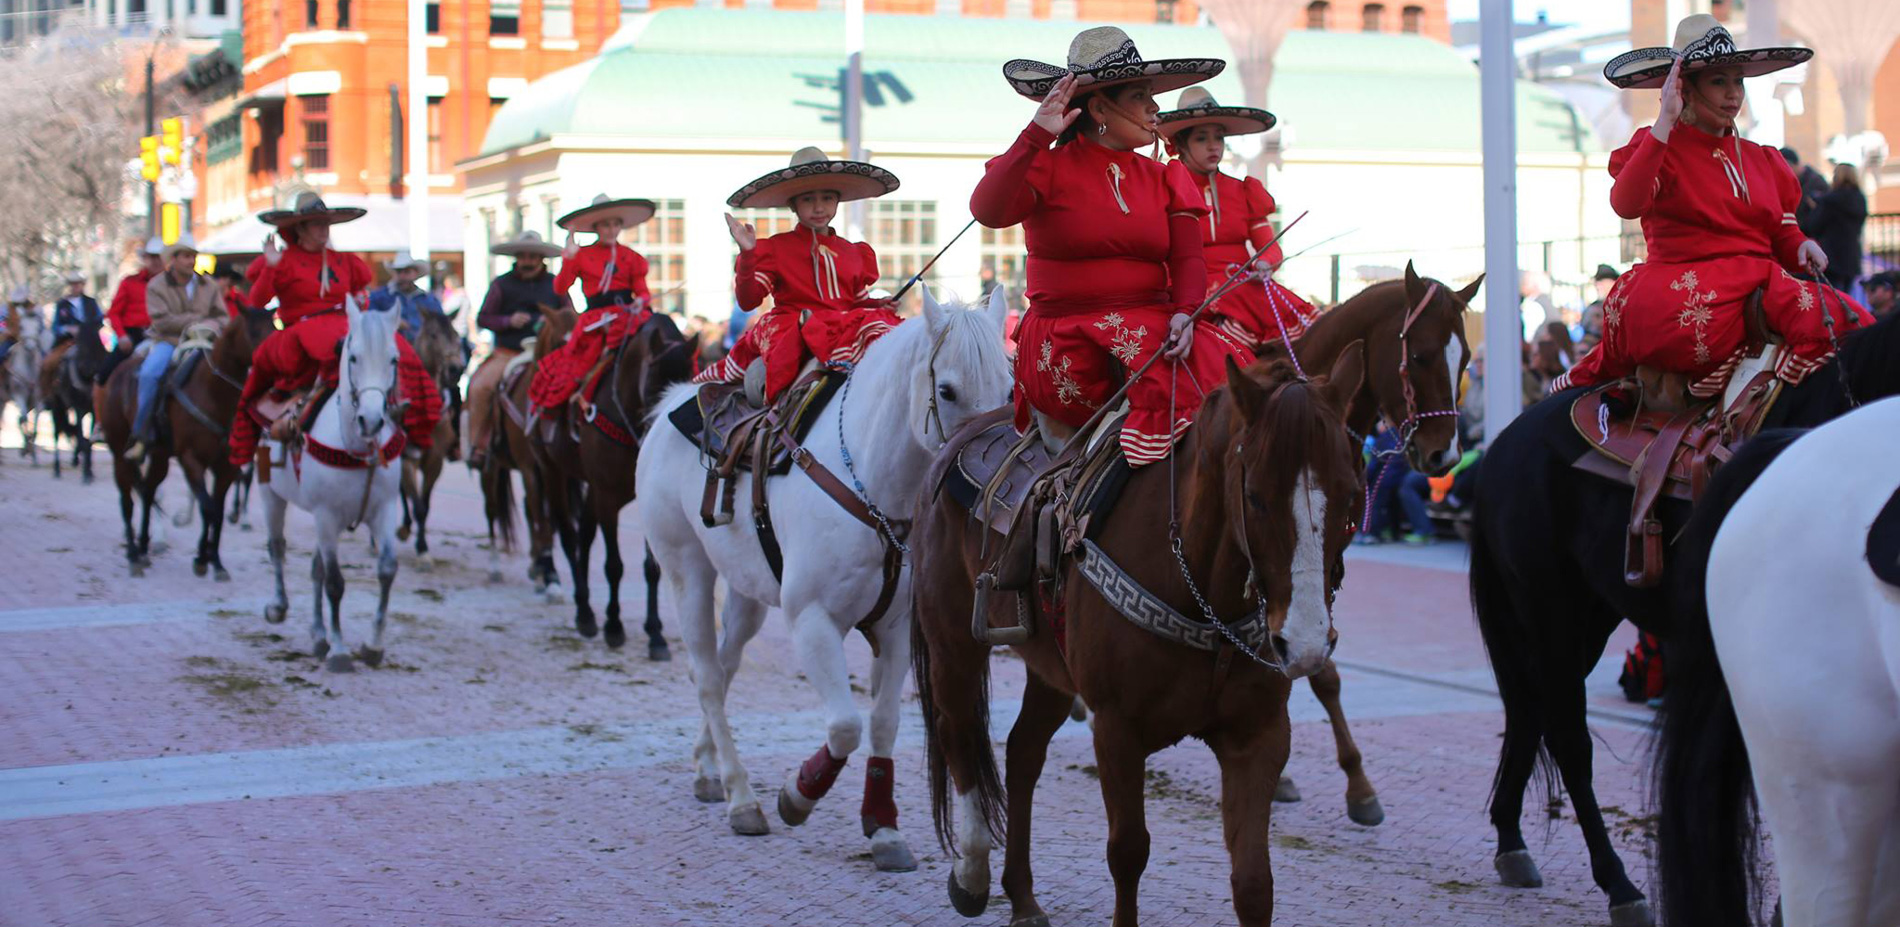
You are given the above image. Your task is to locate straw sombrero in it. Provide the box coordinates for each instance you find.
[162,234,199,260]
[726,147,900,210]
[63,271,86,284]
[384,251,425,272]
[1157,87,1275,137]
[556,195,657,233]
[490,230,564,259]
[141,236,165,257]
[1003,26,1223,100]
[1604,14,1811,90]
[258,191,367,227]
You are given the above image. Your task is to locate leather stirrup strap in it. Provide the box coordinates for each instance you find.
[1624,412,1697,588]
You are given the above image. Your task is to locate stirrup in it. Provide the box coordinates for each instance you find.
[970,573,1033,646]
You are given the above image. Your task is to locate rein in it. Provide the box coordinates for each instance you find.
[1359,282,1460,532]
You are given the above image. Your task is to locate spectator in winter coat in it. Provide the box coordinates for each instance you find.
[1806,163,1867,294]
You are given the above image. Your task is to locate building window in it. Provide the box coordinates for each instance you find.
[252,108,282,175]
[543,0,573,38]
[979,224,1027,331]
[490,0,520,35]
[207,114,243,165]
[337,0,350,27]
[1305,1,1329,29]
[1362,2,1384,31]
[865,199,938,299]
[625,199,687,314]
[1153,0,1176,23]
[541,195,561,240]
[1400,4,1422,32]
[210,0,225,14]
[300,95,330,171]
[305,0,317,27]
[426,1,440,32]
[427,98,445,173]
[489,97,507,121]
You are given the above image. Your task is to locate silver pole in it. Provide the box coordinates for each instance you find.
[843,0,865,241]
[406,0,430,273]
[1479,0,1522,444]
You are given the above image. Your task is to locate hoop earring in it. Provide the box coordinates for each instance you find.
[1097,123,1107,137]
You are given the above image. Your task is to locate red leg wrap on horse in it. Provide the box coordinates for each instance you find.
[860,756,899,832]
[795,744,849,802]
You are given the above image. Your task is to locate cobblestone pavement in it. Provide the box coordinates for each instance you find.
[0,441,1658,927]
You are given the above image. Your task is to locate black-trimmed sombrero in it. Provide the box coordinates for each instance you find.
[1003,25,1223,100]
[1604,14,1811,90]
[557,195,657,232]
[490,230,564,258]
[258,191,366,227]
[726,147,900,210]
[1157,87,1275,137]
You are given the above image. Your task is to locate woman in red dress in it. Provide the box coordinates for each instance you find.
[973,26,1250,466]
[1158,87,1318,353]
[527,195,656,414]
[1556,15,1872,398]
[693,147,902,403]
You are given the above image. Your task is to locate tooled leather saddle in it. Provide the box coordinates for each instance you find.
[1569,289,1783,588]
[667,367,844,529]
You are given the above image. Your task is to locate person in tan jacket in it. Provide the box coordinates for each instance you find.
[125,236,225,462]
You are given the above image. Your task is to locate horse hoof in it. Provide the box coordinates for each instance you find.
[356,646,384,668]
[312,639,331,660]
[239,523,252,532]
[264,604,287,624]
[692,776,724,803]
[947,869,988,918]
[777,783,818,827]
[1068,696,1088,722]
[82,473,94,485]
[648,641,672,663]
[1494,849,1544,888]
[1347,795,1386,827]
[1609,900,1654,927]
[214,568,231,583]
[1009,915,1052,927]
[396,526,411,542]
[870,828,917,873]
[192,560,207,577]
[487,569,504,584]
[729,804,770,836]
[575,615,598,638]
[324,652,355,674]
[416,540,429,556]
[1274,776,1302,803]
[603,624,627,649]
[543,589,565,606]
[128,561,145,578]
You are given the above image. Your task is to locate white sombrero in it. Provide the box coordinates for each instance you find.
[384,251,425,272]
[490,230,564,258]
[1604,14,1811,90]
[8,284,29,303]
[556,194,657,233]
[258,191,367,227]
[141,236,165,257]
[162,234,199,260]
[726,147,901,210]
[1157,87,1275,137]
[1003,25,1224,100]
[63,271,86,284]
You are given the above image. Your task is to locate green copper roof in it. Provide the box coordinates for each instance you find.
[480,8,1597,157]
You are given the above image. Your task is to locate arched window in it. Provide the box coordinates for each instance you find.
[1306,0,1329,29]
[1362,2,1385,32]
[1401,4,1423,33]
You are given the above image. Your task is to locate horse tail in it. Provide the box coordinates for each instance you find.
[482,458,518,554]
[911,578,1005,854]
[1466,495,1556,819]
[1655,428,1802,927]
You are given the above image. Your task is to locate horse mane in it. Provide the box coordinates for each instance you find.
[1837,304,1900,402]
[535,306,580,362]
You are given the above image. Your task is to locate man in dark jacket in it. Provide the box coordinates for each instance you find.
[1781,147,1830,230]
[1806,165,1867,293]
[467,231,564,467]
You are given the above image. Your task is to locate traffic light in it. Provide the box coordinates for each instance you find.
[159,117,184,165]
[139,136,160,182]
[159,202,181,244]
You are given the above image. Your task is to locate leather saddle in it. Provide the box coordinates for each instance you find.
[1570,288,1783,588]
[674,367,844,528]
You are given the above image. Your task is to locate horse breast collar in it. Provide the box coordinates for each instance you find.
[1077,539,1268,652]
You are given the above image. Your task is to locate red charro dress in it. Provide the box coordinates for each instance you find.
[229,248,442,468]
[527,240,652,411]
[1188,167,1318,351]
[692,225,900,402]
[972,122,1254,466]
[1556,124,1872,396]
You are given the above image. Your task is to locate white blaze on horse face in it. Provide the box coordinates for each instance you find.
[1442,336,1464,457]
[1281,467,1333,677]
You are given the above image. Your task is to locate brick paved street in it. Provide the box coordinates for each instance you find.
[0,442,1657,927]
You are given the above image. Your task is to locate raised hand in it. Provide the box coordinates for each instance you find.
[262,233,283,266]
[1033,73,1082,137]
[1653,56,1684,143]
[724,213,757,251]
[562,231,580,260]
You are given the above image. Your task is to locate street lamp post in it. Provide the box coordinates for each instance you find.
[145,49,155,239]
[1479,0,1522,444]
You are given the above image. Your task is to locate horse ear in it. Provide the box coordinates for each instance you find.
[1321,339,1367,415]
[345,293,361,327]
[985,285,1009,334]
[1454,273,1485,308]
[919,283,946,335]
[1402,261,1425,307]
[1225,355,1262,419]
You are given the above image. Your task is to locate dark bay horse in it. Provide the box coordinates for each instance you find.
[913,351,1367,927]
[45,316,105,483]
[100,342,167,574]
[1469,300,1900,925]
[488,307,570,599]
[163,311,275,580]
[398,311,466,557]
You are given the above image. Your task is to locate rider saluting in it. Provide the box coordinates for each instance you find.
[227,193,442,469]
[972,27,1251,466]
[525,195,655,417]
[1554,15,1873,398]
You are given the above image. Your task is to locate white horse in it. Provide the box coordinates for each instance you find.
[4,309,45,462]
[1655,395,1900,927]
[259,298,407,674]
[638,286,1011,869]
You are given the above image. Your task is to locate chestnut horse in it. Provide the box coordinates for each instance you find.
[487,307,574,599]
[163,311,276,580]
[913,350,1366,927]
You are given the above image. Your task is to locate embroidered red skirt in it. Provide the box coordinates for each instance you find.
[528,307,652,411]
[1557,255,1873,396]
[229,315,442,469]
[1013,301,1254,467]
[1207,275,1319,352]
[693,306,901,402]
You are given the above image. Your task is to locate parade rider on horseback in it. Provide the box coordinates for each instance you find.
[226,192,442,469]
[1158,87,1319,353]
[972,26,1251,466]
[39,271,102,393]
[525,195,656,418]
[124,235,224,463]
[693,147,903,403]
[1552,14,1873,398]
[467,230,563,469]
[0,285,27,366]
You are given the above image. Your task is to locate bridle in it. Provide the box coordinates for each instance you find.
[919,320,956,446]
[834,317,956,556]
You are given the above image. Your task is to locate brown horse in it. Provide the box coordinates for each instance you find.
[398,311,466,558]
[165,311,276,580]
[100,343,169,575]
[487,306,575,598]
[913,349,1367,927]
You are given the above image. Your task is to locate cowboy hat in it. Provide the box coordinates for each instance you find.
[63,271,86,284]
[556,194,657,233]
[490,230,565,258]
[7,284,28,303]
[1604,14,1811,90]
[162,234,199,260]
[1157,87,1275,137]
[726,147,901,210]
[258,191,367,227]
[1003,25,1224,100]
[384,250,426,272]
[142,236,165,257]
